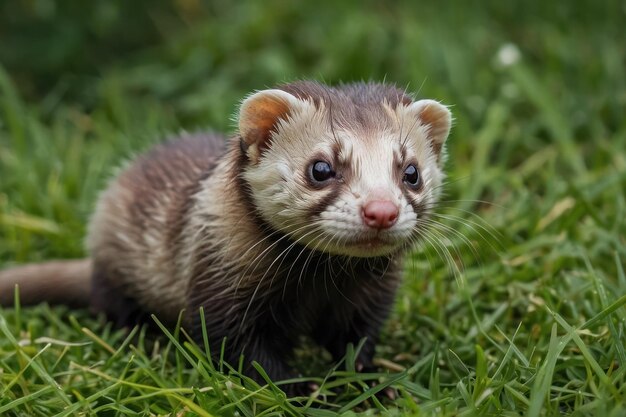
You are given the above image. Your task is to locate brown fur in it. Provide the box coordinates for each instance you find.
[0,81,452,387]
[87,132,226,322]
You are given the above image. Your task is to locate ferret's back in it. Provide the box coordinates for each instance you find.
[86,133,227,320]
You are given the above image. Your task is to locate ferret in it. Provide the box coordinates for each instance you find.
[0,81,451,384]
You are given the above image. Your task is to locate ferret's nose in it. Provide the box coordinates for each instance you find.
[361,201,399,229]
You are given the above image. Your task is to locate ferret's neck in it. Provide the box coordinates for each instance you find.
[177,141,272,274]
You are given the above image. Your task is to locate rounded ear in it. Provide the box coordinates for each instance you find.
[407,99,452,160]
[238,89,302,164]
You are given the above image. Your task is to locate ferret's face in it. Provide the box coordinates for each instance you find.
[239,85,451,258]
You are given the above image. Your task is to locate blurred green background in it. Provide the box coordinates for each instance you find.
[2,0,623,128]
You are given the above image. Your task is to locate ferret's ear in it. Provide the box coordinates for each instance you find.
[238,89,302,164]
[408,99,452,161]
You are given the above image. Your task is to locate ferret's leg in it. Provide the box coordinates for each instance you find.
[314,280,399,371]
[91,264,147,327]
[191,309,296,384]
[238,335,295,383]
[318,312,383,371]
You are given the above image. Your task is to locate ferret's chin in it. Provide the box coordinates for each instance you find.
[344,238,403,257]
[305,236,404,258]
[343,246,398,258]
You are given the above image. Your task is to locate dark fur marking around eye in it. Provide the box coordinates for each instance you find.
[307,186,341,218]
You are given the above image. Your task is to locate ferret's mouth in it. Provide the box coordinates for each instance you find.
[298,230,406,257]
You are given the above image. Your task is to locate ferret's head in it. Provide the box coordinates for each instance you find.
[238,81,451,258]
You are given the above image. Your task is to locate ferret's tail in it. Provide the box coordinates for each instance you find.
[0,259,92,308]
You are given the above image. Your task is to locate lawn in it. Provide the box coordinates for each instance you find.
[1,1,625,415]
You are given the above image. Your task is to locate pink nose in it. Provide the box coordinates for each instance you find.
[361,200,399,229]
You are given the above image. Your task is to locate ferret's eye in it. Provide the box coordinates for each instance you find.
[403,164,421,188]
[310,161,335,183]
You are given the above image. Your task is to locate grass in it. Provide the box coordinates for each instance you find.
[1,0,625,415]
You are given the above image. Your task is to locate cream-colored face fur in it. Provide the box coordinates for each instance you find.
[240,89,451,258]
